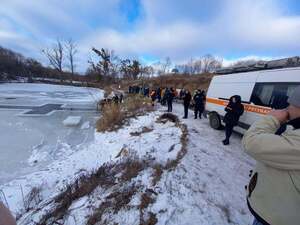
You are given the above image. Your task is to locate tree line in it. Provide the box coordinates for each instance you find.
[0,39,226,83]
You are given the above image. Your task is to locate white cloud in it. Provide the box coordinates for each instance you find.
[1,0,300,72]
[221,55,286,67]
[82,0,300,62]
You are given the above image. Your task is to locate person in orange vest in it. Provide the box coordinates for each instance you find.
[150,90,156,106]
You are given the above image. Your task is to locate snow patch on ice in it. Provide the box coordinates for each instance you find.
[63,116,82,126]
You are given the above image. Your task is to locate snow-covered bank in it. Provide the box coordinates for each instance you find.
[1,102,254,224]
[1,111,184,222]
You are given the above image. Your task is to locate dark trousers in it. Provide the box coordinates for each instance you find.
[184,103,189,118]
[194,106,203,119]
[225,124,234,141]
[167,101,173,112]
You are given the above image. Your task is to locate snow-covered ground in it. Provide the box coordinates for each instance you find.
[0,92,255,224]
[153,104,255,225]
[0,83,103,184]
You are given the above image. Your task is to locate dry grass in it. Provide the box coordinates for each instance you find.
[164,123,188,171]
[139,192,157,225]
[156,113,179,124]
[151,164,163,186]
[97,95,153,133]
[120,160,145,182]
[37,157,146,225]
[96,104,124,132]
[139,193,155,211]
[130,126,153,136]
[21,186,43,213]
[87,186,138,225]
[124,95,153,116]
[38,162,121,225]
[115,147,129,158]
[103,85,114,98]
[140,212,158,225]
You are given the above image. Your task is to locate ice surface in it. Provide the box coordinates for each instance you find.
[0,83,103,107]
[80,121,90,129]
[63,116,82,126]
[0,83,103,184]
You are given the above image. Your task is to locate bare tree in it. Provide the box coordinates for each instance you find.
[201,54,222,73]
[42,39,64,75]
[161,57,172,74]
[193,59,202,74]
[130,60,141,79]
[88,47,120,83]
[65,39,78,79]
[187,58,196,74]
[152,61,163,76]
[91,48,111,77]
[120,59,131,79]
[109,51,120,79]
[144,65,154,78]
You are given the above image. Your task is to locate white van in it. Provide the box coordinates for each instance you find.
[205,67,300,134]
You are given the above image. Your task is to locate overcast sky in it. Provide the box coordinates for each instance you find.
[1,0,300,72]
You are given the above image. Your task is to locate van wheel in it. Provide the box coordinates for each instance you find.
[209,112,221,130]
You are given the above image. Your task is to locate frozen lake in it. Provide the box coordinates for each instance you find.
[0,83,104,184]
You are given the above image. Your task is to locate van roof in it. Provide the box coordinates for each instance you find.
[212,66,300,83]
[216,57,300,75]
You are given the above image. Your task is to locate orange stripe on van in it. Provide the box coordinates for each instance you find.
[206,97,271,115]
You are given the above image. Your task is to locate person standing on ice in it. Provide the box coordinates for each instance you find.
[242,86,300,225]
[193,89,205,119]
[183,90,192,119]
[222,95,244,145]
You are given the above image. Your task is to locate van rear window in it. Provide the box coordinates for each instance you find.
[250,83,300,109]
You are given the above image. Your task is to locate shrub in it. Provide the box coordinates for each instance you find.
[97,95,153,133]
[124,95,152,116]
[96,103,124,132]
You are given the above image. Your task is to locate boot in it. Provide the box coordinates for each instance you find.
[222,139,229,145]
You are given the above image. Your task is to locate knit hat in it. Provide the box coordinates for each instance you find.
[288,85,300,108]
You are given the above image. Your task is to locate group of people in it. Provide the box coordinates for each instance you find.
[149,87,207,120]
[180,89,206,119]
[150,87,177,110]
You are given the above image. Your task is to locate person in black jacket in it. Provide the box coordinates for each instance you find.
[183,90,192,119]
[223,95,244,145]
[165,88,175,112]
[193,90,205,119]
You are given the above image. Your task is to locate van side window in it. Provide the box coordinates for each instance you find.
[250,84,275,107]
[251,83,299,109]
